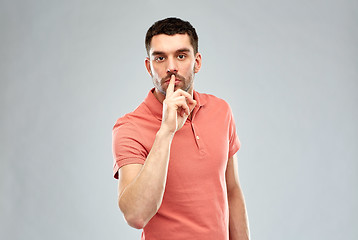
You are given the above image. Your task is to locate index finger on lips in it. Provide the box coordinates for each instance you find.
[166,74,175,97]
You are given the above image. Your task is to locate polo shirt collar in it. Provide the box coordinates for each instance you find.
[144,88,206,120]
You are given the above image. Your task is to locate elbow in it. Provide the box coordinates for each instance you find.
[118,199,148,229]
[124,214,146,229]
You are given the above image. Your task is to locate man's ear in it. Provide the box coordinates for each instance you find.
[194,52,202,73]
[145,57,152,76]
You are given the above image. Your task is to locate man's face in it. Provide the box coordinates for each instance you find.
[145,34,202,98]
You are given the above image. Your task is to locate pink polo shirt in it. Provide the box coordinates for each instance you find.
[112,89,240,240]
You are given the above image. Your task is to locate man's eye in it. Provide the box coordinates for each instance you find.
[178,55,186,60]
[155,56,165,62]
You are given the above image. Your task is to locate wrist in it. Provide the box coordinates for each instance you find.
[157,126,175,140]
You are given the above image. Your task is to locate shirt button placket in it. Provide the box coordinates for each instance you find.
[191,123,202,149]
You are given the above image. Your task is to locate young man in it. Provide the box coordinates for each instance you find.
[112,17,250,240]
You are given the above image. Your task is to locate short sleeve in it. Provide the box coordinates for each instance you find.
[112,120,148,179]
[228,105,241,158]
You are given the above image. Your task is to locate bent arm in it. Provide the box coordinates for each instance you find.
[226,153,250,240]
[118,129,173,229]
[117,75,196,229]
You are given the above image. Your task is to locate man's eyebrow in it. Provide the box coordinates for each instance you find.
[176,48,191,53]
[151,48,191,56]
[151,51,165,56]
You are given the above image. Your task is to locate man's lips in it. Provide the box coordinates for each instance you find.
[164,79,181,84]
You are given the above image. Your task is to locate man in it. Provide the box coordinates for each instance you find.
[112,17,250,240]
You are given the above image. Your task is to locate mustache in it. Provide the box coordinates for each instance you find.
[161,73,185,83]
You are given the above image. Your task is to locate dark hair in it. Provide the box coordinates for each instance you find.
[145,17,199,55]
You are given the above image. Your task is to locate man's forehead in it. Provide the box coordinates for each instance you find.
[149,33,193,55]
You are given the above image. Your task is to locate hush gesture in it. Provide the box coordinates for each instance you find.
[161,74,196,134]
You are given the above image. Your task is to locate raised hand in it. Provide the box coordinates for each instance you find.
[161,74,197,134]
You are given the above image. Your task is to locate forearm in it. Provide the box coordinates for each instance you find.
[228,187,250,240]
[119,128,174,228]
[118,77,196,229]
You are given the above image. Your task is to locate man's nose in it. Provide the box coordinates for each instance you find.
[166,57,178,73]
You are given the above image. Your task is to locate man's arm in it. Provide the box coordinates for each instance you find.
[117,75,196,229]
[118,130,173,229]
[226,153,250,240]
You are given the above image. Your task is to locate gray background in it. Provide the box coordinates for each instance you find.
[1,0,357,239]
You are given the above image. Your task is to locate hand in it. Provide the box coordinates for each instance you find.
[161,75,197,134]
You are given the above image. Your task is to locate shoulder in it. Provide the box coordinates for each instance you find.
[195,91,236,125]
[113,102,148,133]
[195,91,231,110]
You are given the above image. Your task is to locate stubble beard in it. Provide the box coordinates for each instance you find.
[154,68,195,96]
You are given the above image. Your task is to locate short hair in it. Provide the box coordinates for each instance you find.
[145,17,199,55]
